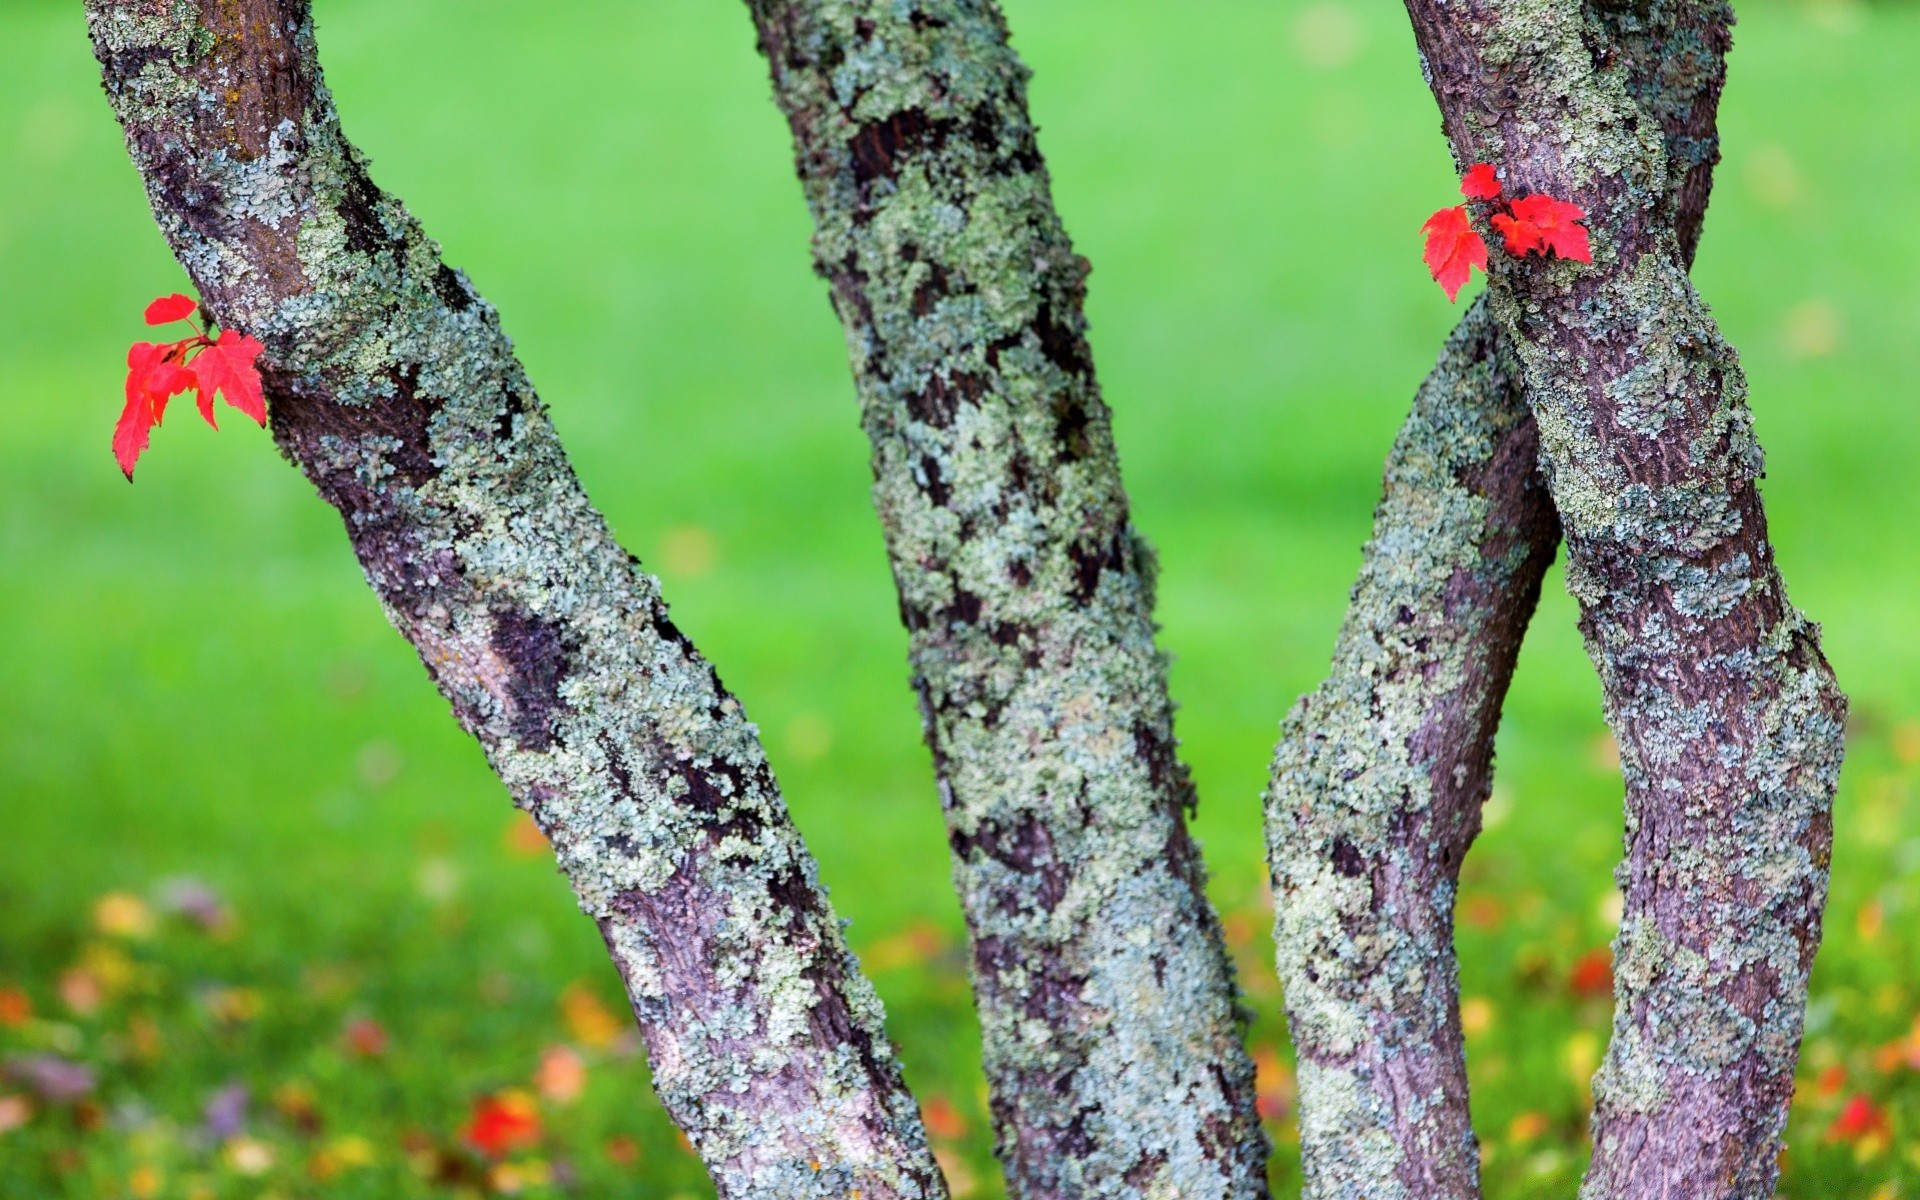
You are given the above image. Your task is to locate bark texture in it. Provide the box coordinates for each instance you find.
[1398,0,1848,1195]
[85,4,945,1196]
[1263,2,1730,1196]
[743,2,1269,1196]
[1265,298,1552,1200]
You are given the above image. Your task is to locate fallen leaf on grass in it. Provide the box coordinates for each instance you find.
[603,1134,640,1167]
[94,893,155,940]
[921,1094,970,1141]
[1508,1111,1549,1142]
[342,1017,389,1059]
[535,1046,587,1105]
[464,1091,542,1157]
[1568,948,1613,999]
[559,983,624,1049]
[1251,1044,1294,1122]
[1828,1093,1891,1145]
[502,812,550,857]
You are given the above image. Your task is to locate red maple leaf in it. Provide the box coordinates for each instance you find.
[114,295,268,478]
[144,294,198,326]
[463,1091,542,1157]
[1420,205,1487,303]
[1460,163,1502,201]
[190,329,268,428]
[115,341,198,479]
[1491,194,1592,262]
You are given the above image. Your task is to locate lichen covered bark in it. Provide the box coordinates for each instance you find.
[1263,3,1730,1195]
[1398,0,1848,1194]
[1266,297,1552,1200]
[85,3,945,1196]
[743,2,1268,1195]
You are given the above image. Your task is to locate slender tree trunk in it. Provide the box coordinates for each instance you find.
[1266,296,1553,1200]
[85,4,945,1196]
[743,4,1269,1196]
[1397,1,1848,1195]
[1264,2,1732,1195]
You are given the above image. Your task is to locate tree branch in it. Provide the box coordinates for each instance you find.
[742,1,1269,1194]
[84,3,945,1195]
[1264,3,1732,1195]
[1395,0,1848,1195]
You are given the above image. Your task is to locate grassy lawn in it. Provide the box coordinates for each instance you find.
[1,0,1916,1195]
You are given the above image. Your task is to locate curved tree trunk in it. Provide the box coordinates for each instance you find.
[85,4,945,1196]
[1399,0,1848,1195]
[1263,2,1733,1195]
[743,3,1269,1196]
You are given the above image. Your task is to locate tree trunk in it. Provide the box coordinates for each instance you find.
[743,4,1269,1196]
[1398,0,1848,1195]
[1264,2,1733,1195]
[85,3,945,1196]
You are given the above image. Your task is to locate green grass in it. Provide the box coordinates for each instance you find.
[1,0,1917,1195]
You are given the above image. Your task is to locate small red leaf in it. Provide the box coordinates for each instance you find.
[1460,163,1501,201]
[144,294,198,326]
[1420,205,1487,303]
[1491,211,1543,257]
[189,329,268,428]
[115,341,198,479]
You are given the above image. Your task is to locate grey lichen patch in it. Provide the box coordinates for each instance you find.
[88,2,945,1196]
[1402,0,1847,1195]
[746,0,1268,1194]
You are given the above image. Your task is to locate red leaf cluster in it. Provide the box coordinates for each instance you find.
[1492,194,1592,262]
[115,294,267,480]
[1421,165,1593,302]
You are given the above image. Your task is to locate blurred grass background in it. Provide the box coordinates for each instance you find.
[1,0,1917,1195]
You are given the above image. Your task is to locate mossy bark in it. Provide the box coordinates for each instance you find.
[1264,3,1731,1196]
[85,3,946,1196]
[1398,0,1848,1195]
[742,3,1269,1196]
